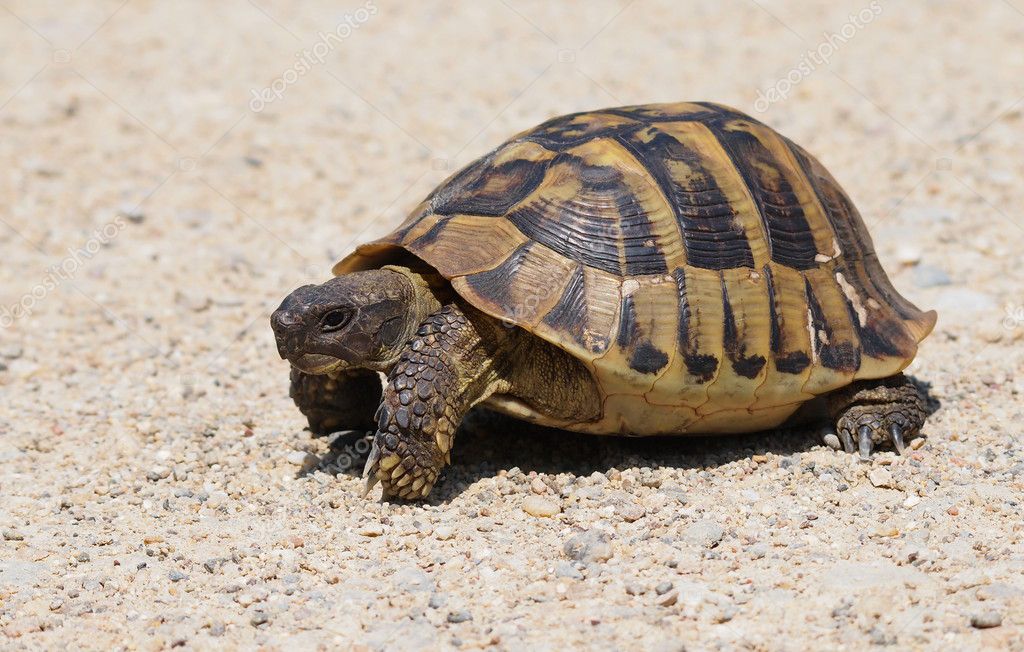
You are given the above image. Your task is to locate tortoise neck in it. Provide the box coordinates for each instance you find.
[381,263,445,336]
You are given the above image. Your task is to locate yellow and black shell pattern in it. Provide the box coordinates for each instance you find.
[335,102,936,435]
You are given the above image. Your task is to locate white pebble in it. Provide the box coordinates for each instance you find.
[523,496,561,517]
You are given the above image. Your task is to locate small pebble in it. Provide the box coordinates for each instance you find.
[522,496,561,517]
[563,530,614,565]
[554,562,583,580]
[118,203,145,223]
[250,611,269,626]
[656,590,678,607]
[614,501,646,523]
[970,611,1002,629]
[147,466,171,481]
[434,526,455,540]
[3,529,24,541]
[168,570,188,582]
[285,450,312,466]
[357,523,384,537]
[895,246,921,265]
[655,581,674,595]
[447,610,472,624]
[868,468,894,489]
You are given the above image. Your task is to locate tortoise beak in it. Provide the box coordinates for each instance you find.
[271,308,305,360]
[287,352,348,375]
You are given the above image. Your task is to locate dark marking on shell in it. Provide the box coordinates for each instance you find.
[775,351,811,374]
[410,216,452,248]
[685,352,719,382]
[763,264,811,375]
[707,119,820,271]
[804,277,861,373]
[616,130,754,271]
[721,278,766,379]
[843,300,908,359]
[604,105,721,123]
[524,112,641,150]
[542,264,608,353]
[616,293,668,375]
[672,267,719,383]
[505,153,632,275]
[618,184,668,276]
[616,294,639,348]
[432,155,547,217]
[629,341,669,374]
[462,243,534,317]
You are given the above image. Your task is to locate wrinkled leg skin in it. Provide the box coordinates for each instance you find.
[289,367,382,435]
[363,305,498,500]
[826,373,927,459]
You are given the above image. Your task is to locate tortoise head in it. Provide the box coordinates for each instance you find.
[271,269,415,375]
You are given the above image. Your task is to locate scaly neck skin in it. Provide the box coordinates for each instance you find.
[375,265,445,370]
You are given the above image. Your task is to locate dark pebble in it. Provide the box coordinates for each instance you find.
[447,610,472,623]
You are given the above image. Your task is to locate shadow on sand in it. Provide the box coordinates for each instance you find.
[300,375,940,504]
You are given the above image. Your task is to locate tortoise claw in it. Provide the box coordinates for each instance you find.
[889,423,906,455]
[839,429,856,454]
[857,425,873,460]
[361,438,382,498]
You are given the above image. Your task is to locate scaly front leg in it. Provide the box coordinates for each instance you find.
[363,304,503,500]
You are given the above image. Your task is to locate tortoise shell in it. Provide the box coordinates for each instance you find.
[335,102,936,435]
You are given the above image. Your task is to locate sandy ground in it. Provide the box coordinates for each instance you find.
[2,1,1023,650]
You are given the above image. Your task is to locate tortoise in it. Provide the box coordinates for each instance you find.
[271,101,936,500]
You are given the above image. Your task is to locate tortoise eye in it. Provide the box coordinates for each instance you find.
[321,309,351,333]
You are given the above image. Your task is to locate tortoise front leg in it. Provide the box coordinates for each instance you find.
[289,367,382,435]
[363,304,504,500]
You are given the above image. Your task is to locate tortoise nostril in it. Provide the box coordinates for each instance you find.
[271,310,302,334]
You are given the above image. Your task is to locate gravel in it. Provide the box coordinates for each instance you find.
[1,3,1022,650]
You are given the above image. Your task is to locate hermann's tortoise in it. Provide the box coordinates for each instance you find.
[271,101,936,500]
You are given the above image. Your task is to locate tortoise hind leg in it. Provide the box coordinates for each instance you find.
[826,373,927,459]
